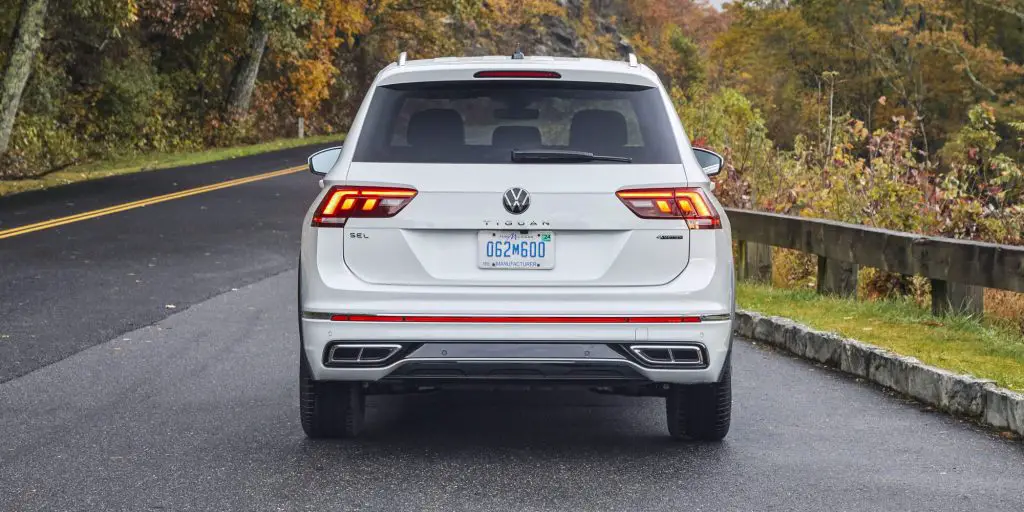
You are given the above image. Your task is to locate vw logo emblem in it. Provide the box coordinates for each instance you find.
[503,187,531,215]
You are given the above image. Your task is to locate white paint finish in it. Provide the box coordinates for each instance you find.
[299,54,735,385]
[341,228,687,285]
[336,162,692,286]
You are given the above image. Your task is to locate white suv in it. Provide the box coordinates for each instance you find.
[299,53,734,441]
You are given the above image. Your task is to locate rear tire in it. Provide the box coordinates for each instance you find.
[665,356,731,441]
[299,349,365,439]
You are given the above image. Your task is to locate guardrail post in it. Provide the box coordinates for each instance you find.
[816,256,858,298]
[930,280,984,317]
[739,241,772,283]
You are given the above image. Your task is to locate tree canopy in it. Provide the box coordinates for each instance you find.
[1,0,1022,255]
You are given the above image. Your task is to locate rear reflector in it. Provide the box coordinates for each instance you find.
[329,315,702,324]
[473,70,562,79]
[312,186,417,227]
[616,187,722,229]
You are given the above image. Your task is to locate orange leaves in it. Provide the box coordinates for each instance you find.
[290,59,336,117]
[871,0,1022,104]
[627,0,726,48]
[276,0,370,116]
[614,1,726,91]
[484,0,562,26]
[317,0,371,41]
[286,0,370,45]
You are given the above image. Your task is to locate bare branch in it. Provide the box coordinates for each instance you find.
[974,0,1024,23]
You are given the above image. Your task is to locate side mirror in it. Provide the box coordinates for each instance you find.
[692,148,724,177]
[308,146,342,176]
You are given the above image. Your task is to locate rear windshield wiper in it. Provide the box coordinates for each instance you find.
[511,149,632,163]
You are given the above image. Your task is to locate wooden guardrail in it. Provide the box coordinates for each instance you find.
[725,208,1024,317]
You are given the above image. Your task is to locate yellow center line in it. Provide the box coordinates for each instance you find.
[0,165,306,240]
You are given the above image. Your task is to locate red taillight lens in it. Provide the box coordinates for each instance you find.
[312,186,417,227]
[473,70,562,79]
[616,187,722,229]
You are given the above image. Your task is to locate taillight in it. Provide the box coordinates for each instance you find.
[312,186,417,227]
[328,315,702,323]
[616,187,722,229]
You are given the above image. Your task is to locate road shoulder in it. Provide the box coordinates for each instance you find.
[736,310,1024,438]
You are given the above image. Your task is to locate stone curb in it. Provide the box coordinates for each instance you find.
[735,310,1024,437]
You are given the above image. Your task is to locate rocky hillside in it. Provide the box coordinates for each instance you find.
[468,0,634,59]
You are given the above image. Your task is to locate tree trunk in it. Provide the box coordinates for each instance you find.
[225,9,269,117]
[0,0,49,156]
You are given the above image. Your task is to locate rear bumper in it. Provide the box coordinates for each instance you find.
[300,319,733,384]
[299,216,735,385]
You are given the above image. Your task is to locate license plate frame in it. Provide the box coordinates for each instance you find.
[477,230,555,270]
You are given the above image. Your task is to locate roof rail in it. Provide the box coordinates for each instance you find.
[397,51,408,66]
[627,53,638,67]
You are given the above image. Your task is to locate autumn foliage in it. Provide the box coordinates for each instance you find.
[1,0,1022,320]
[658,0,1023,319]
[0,0,561,176]
[1,0,1023,263]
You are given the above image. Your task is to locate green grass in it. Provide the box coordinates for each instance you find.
[738,282,1024,392]
[0,134,343,197]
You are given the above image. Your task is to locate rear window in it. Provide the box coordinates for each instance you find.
[352,81,681,164]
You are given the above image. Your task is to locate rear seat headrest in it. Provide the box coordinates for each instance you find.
[570,110,628,149]
[407,109,465,146]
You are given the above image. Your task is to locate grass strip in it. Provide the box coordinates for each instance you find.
[1,135,342,197]
[738,282,1024,392]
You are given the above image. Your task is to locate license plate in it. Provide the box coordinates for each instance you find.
[478,231,555,269]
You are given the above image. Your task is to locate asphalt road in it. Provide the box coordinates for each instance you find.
[1,147,1023,511]
[0,145,333,383]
